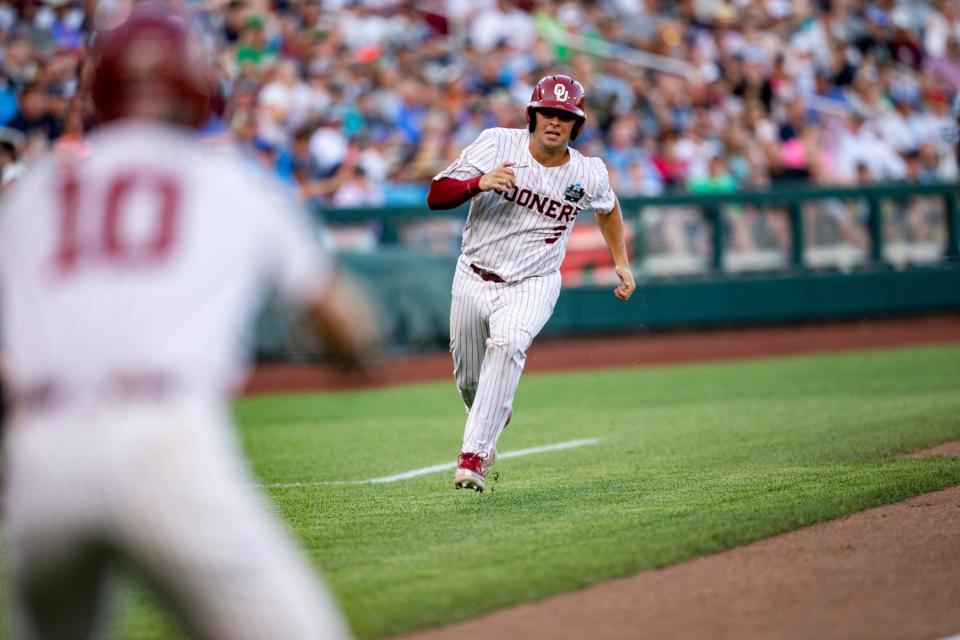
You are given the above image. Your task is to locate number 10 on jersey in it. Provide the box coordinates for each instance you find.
[55,167,182,275]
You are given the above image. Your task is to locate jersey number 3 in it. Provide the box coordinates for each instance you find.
[55,168,181,275]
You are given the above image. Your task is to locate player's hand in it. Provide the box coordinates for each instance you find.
[614,265,635,301]
[479,162,517,193]
[306,271,385,374]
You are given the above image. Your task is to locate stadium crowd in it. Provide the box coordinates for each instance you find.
[0,0,957,208]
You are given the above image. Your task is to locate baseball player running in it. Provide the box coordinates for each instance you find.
[0,9,379,640]
[427,75,635,492]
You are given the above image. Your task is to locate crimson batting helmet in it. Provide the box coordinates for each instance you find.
[526,75,587,141]
[90,7,214,128]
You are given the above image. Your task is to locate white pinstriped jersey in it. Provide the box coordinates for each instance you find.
[435,127,615,282]
[0,121,333,400]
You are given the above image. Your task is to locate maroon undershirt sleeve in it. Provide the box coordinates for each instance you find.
[426,176,483,210]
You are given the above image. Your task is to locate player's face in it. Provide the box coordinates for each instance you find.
[533,108,576,150]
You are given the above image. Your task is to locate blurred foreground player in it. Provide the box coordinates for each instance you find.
[0,8,379,640]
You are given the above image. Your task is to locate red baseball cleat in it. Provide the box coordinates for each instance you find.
[454,452,486,492]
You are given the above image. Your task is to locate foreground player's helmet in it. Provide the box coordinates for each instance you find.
[90,7,214,128]
[526,75,587,141]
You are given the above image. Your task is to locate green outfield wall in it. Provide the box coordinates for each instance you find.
[256,182,960,359]
[548,265,960,332]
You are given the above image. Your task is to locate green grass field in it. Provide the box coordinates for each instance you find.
[6,344,960,639]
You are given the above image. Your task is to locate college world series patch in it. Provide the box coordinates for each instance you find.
[564,183,585,203]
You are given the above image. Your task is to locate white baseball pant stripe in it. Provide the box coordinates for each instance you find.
[5,400,350,640]
[450,258,561,457]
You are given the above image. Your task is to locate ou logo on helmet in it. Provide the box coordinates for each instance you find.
[553,83,569,102]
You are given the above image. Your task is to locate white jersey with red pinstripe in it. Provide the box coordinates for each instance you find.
[0,122,334,401]
[435,127,615,466]
[435,127,615,283]
[0,121,350,639]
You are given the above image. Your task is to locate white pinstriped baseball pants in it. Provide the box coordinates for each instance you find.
[450,257,561,458]
[4,398,350,640]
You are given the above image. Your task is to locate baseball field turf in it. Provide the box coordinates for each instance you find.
[4,343,960,638]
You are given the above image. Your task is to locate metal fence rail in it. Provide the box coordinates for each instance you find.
[318,181,959,276]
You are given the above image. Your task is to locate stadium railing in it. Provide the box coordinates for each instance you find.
[319,181,959,275]
[253,182,960,360]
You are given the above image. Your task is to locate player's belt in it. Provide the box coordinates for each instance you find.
[470,263,505,283]
[12,372,177,415]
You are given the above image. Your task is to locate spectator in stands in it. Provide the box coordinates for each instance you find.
[0,126,26,189]
[925,37,960,92]
[651,129,688,189]
[256,58,311,148]
[7,83,60,141]
[277,126,320,188]
[903,145,947,245]
[687,153,737,195]
[876,95,922,153]
[331,164,383,208]
[924,0,960,58]
[606,116,663,196]
[309,110,348,177]
[834,112,907,184]
[0,73,20,126]
[916,140,955,182]
[918,89,958,157]
[39,0,85,51]
[3,38,38,89]
[686,152,758,258]
[234,14,272,68]
[813,68,850,107]
[392,78,429,146]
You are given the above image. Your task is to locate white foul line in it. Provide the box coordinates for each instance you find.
[263,438,601,488]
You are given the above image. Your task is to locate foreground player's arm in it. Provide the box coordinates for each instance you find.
[260,174,384,370]
[427,162,517,210]
[304,271,382,369]
[595,198,636,301]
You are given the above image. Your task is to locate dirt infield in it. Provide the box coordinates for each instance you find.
[247,314,960,640]
[399,480,960,640]
[246,314,960,394]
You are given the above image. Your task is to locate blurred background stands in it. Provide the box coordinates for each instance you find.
[0,0,957,278]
